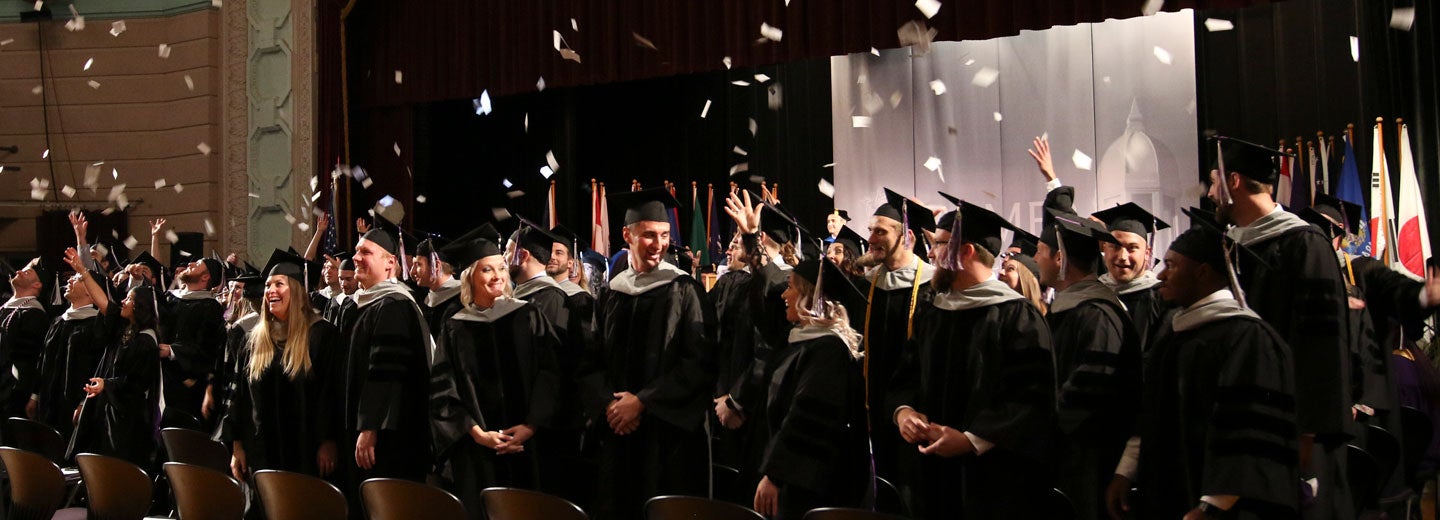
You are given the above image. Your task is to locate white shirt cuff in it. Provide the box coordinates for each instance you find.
[962,431,995,455]
[1114,436,1141,479]
[893,405,915,425]
[1200,495,1239,510]
[30,394,39,401]
[1046,178,1064,191]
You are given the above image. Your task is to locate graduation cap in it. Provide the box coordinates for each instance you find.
[760,203,799,245]
[549,225,588,253]
[610,187,681,226]
[936,198,1021,272]
[262,249,323,293]
[1092,202,1170,241]
[1041,208,1117,278]
[439,223,504,270]
[199,258,225,289]
[359,217,401,256]
[1208,135,1289,186]
[1007,252,1041,279]
[131,251,167,284]
[874,188,936,257]
[335,254,355,271]
[415,235,448,258]
[1008,229,1039,257]
[512,216,565,263]
[1302,194,1363,239]
[232,268,264,300]
[935,191,962,231]
[833,226,866,256]
[792,258,865,318]
[831,209,852,222]
[1177,207,1269,308]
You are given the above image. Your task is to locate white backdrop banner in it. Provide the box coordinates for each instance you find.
[831,9,1199,257]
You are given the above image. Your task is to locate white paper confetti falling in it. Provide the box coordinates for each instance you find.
[87,80,101,89]
[523,113,529,132]
[570,18,578,31]
[110,20,126,37]
[731,80,751,87]
[1350,36,1359,62]
[112,168,118,179]
[870,47,880,56]
[123,236,138,249]
[1203,18,1234,32]
[165,230,179,243]
[174,183,184,193]
[61,185,76,198]
[393,142,401,157]
[474,90,492,115]
[733,146,748,156]
[284,214,297,225]
[1141,0,1164,16]
[818,179,835,198]
[546,150,559,174]
[360,177,373,189]
[107,184,126,201]
[0,39,13,46]
[184,75,194,90]
[204,219,215,235]
[890,91,902,108]
[964,59,975,66]
[84,163,101,188]
[923,156,942,171]
[1391,8,1415,31]
[559,48,581,63]
[929,79,947,95]
[416,194,427,203]
[971,67,999,87]
[197,142,212,155]
[502,179,513,189]
[632,32,658,50]
[298,222,310,232]
[700,99,712,118]
[1072,149,1094,171]
[749,118,758,136]
[536,77,546,91]
[34,1,42,12]
[311,191,323,203]
[212,0,222,7]
[492,207,512,221]
[729,163,749,176]
[760,23,783,42]
[393,70,403,84]
[722,57,732,69]
[540,166,555,179]
[1153,46,1173,65]
[754,73,771,83]
[32,85,42,95]
[29,178,50,200]
[42,149,49,159]
[154,179,166,189]
[158,44,171,58]
[993,111,1003,122]
[852,116,873,128]
[83,58,93,71]
[915,0,941,19]
[309,175,319,192]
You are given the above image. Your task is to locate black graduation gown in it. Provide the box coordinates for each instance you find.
[342,291,432,482]
[226,319,341,476]
[310,290,333,316]
[1137,312,1300,519]
[0,301,48,417]
[706,268,754,400]
[1116,285,1170,352]
[555,285,596,431]
[35,308,106,437]
[760,334,870,520]
[159,293,226,423]
[1048,278,1141,520]
[539,282,597,505]
[424,296,463,343]
[888,296,1057,519]
[75,304,160,468]
[433,303,560,519]
[857,262,936,482]
[580,269,717,520]
[210,314,258,437]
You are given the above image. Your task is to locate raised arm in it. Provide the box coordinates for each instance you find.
[149,218,167,259]
[303,211,330,261]
[70,211,101,271]
[64,247,108,314]
[1027,135,1057,184]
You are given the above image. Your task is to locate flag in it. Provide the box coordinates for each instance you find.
[1291,145,1312,211]
[1396,123,1432,277]
[545,181,558,228]
[667,182,683,248]
[1336,135,1372,256]
[690,184,709,268]
[1276,152,1294,206]
[592,180,610,256]
[1371,122,1396,261]
[1318,138,1331,195]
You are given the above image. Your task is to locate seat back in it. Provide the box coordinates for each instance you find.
[4,417,68,464]
[76,453,153,520]
[0,446,67,519]
[1046,487,1076,520]
[803,507,907,520]
[1365,424,1401,485]
[254,470,348,520]
[161,427,230,473]
[711,464,743,505]
[1400,405,1434,485]
[872,476,909,518]
[164,462,244,520]
[644,495,765,520]
[361,478,466,520]
[1347,443,1382,511]
[480,487,588,520]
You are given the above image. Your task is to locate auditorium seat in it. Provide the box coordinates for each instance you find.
[254,470,348,520]
[0,447,86,520]
[160,428,230,474]
[163,462,244,520]
[361,478,465,520]
[75,453,154,520]
[803,507,908,520]
[480,487,588,520]
[644,495,765,520]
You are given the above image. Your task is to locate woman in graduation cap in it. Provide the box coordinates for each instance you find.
[61,247,160,468]
[825,225,868,280]
[430,225,561,519]
[225,250,342,480]
[751,256,871,520]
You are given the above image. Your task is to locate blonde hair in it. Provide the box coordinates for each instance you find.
[459,261,512,308]
[246,280,315,381]
[1006,258,1048,315]
[789,275,863,358]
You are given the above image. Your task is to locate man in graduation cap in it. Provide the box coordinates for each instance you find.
[3,259,53,419]
[1206,136,1354,519]
[157,255,228,426]
[211,265,263,435]
[414,236,463,336]
[1036,205,1141,520]
[324,253,357,324]
[543,224,599,503]
[509,219,572,333]
[313,254,344,316]
[1092,202,1174,350]
[343,218,436,484]
[1114,213,1300,519]
[580,187,717,520]
[859,187,938,487]
[889,201,1057,519]
[824,209,852,246]
[31,257,111,437]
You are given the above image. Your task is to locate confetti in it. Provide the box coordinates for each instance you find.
[546,150,560,174]
[760,23,783,42]
[42,149,49,159]
[311,191,323,202]
[473,90,492,115]
[212,0,222,7]
[1141,0,1164,16]
[536,77,545,91]
[174,183,184,193]
[123,236,138,249]
[731,80,751,87]
[393,142,401,157]
[507,190,526,199]
[767,84,782,110]
[729,163,750,176]
[112,168,118,179]
[993,112,1003,122]
[540,165,555,179]
[964,59,975,66]
[360,177,373,189]
[733,146,748,156]
[754,73,771,83]
[871,47,880,56]
[83,58,93,71]
[1203,18,1233,32]
[204,219,215,235]
[87,80,101,89]
[154,179,166,189]
[890,91,902,108]
[416,194,427,203]
[29,177,50,201]
[107,184,126,201]
[61,185,76,197]
[818,179,835,198]
[1103,76,1111,84]
[33,1,42,11]
[701,99,712,118]
[284,213,297,225]
[852,116,873,128]
[298,222,310,232]
[1391,8,1415,31]
[158,44,171,58]
[1350,36,1359,62]
[929,79,946,95]
[553,30,563,51]
[165,230,179,243]
[110,20,126,37]
[749,118,758,136]
[524,113,529,132]
[924,156,942,174]
[503,179,513,189]
[722,57,732,69]
[1072,149,1094,171]
[197,142,212,155]
[632,32,657,50]
[309,175,318,192]
[0,39,13,46]
[570,18,578,31]
[1153,46,1172,65]
[915,0,941,19]
[184,75,194,90]
[971,67,999,87]
[393,70,403,84]
[559,48,581,63]
[897,21,936,53]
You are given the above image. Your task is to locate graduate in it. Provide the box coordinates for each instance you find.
[343,219,435,483]
[331,254,359,327]
[580,187,717,520]
[508,219,571,336]
[1036,205,1141,520]
[63,248,160,468]
[1206,137,1354,518]
[414,236,463,336]
[859,188,938,486]
[823,209,852,246]
[706,231,755,491]
[157,256,227,427]
[226,250,342,479]
[1116,214,1300,519]
[752,257,870,519]
[32,267,109,438]
[889,201,1057,519]
[430,225,561,518]
[210,266,262,437]
[1092,202,1173,349]
[312,254,343,315]
[544,225,600,503]
[2,259,50,419]
[825,225,867,279]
